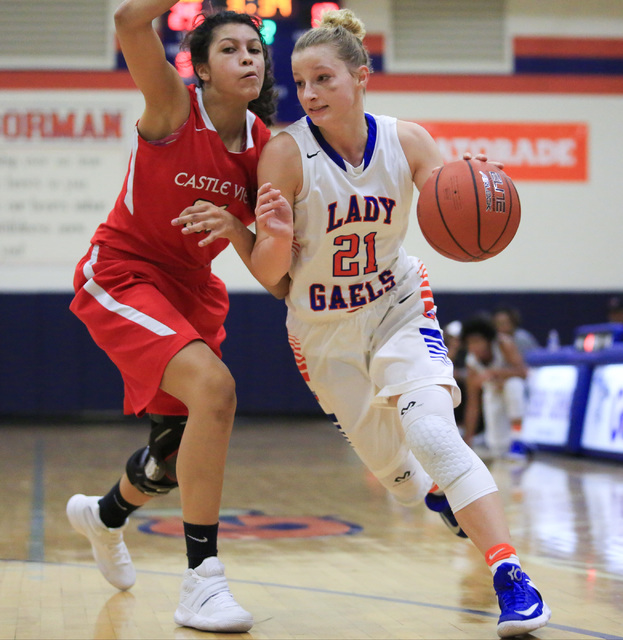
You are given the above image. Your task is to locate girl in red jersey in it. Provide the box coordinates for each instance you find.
[66,1,280,632]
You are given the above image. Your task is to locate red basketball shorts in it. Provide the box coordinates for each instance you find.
[70,244,228,416]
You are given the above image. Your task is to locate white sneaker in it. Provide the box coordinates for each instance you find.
[174,557,254,632]
[66,494,136,591]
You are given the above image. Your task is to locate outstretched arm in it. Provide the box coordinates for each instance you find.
[396,120,444,192]
[114,0,191,140]
[396,120,505,192]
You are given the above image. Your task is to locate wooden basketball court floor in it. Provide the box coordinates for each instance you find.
[1,416,622,640]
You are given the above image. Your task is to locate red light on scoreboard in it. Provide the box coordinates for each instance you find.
[168,1,202,31]
[583,333,596,352]
[311,3,339,27]
[575,330,616,352]
[175,51,194,78]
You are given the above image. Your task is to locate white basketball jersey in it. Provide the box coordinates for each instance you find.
[285,113,415,323]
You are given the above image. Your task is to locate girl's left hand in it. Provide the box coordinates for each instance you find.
[172,199,240,247]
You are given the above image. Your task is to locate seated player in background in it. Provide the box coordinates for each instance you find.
[461,315,530,459]
[493,305,540,356]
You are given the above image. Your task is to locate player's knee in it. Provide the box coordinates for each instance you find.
[402,414,497,511]
[125,414,186,496]
[398,385,472,489]
[209,371,237,425]
[397,386,498,511]
[403,412,473,491]
[186,365,237,421]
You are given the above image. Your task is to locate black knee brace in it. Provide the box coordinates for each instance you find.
[126,414,187,496]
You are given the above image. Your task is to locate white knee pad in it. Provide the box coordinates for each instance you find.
[398,385,498,512]
[374,450,432,507]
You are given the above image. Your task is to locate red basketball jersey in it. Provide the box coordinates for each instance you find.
[91,85,271,273]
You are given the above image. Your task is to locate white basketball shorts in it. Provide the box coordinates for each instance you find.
[286,258,460,481]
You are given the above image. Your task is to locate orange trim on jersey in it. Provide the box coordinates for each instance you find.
[514,36,623,59]
[288,333,311,382]
[416,261,436,318]
[367,73,623,95]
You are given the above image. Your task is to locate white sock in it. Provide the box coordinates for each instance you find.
[490,554,521,575]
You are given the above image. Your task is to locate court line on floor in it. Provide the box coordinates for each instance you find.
[2,559,621,640]
[227,577,622,640]
[28,438,45,562]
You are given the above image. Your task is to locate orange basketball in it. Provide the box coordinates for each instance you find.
[416,159,521,262]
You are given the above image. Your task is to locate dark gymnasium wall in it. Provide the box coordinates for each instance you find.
[0,290,619,417]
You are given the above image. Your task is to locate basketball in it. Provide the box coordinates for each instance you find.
[416,159,521,262]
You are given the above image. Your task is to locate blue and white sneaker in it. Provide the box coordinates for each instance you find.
[424,490,468,538]
[493,562,551,638]
[506,440,535,461]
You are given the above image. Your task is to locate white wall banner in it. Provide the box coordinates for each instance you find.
[581,364,623,454]
[1,86,622,292]
[0,90,142,291]
[523,365,579,447]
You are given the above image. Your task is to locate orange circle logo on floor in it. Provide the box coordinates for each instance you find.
[135,509,362,539]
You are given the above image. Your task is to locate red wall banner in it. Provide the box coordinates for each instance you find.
[420,122,588,181]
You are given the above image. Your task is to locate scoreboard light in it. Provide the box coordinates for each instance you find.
[311,2,340,27]
[175,51,194,78]
[226,0,292,17]
[574,323,623,352]
[168,1,202,31]
[575,332,612,352]
[261,19,277,45]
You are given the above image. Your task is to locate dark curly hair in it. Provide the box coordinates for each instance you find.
[461,315,497,343]
[181,10,277,126]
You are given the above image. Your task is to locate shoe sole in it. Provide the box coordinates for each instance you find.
[174,605,253,632]
[497,603,552,638]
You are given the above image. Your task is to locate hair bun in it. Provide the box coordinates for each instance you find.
[318,8,366,42]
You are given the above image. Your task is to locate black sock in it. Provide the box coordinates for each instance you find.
[184,521,219,569]
[98,481,141,528]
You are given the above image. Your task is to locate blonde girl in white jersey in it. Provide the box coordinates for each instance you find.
[250,9,550,638]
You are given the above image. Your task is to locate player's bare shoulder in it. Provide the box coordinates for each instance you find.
[262,129,300,163]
